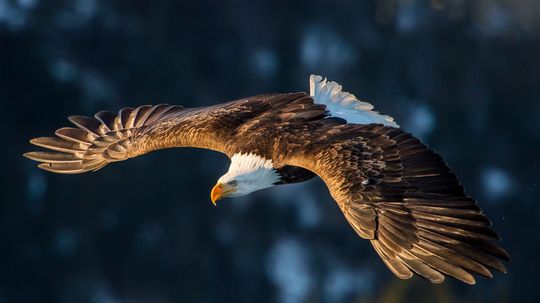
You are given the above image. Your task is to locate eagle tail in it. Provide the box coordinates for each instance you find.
[309,75,399,127]
[24,104,183,174]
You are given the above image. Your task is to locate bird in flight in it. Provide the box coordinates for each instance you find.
[25,75,508,284]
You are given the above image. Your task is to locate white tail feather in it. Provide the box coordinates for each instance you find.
[309,75,399,128]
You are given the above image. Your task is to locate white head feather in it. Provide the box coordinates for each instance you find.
[217,153,281,197]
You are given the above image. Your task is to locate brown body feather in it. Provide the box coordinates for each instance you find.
[24,92,508,284]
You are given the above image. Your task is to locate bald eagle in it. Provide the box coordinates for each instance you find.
[25,75,508,284]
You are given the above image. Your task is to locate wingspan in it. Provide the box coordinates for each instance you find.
[285,123,508,284]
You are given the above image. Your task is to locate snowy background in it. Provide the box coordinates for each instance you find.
[1,0,539,302]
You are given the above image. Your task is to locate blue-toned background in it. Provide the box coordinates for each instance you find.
[1,1,539,302]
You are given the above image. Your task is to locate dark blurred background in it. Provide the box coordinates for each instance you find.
[1,0,539,302]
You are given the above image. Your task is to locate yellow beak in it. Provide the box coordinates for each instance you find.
[211,183,236,205]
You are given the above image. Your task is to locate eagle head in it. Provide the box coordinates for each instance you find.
[211,153,281,205]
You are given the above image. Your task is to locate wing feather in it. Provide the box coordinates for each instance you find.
[94,111,116,132]
[55,127,94,144]
[285,124,508,284]
[67,115,103,136]
[25,93,309,174]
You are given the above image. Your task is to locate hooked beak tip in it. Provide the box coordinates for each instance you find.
[211,183,236,206]
[211,183,223,206]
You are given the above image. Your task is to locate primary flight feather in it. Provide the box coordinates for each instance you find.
[24,75,508,284]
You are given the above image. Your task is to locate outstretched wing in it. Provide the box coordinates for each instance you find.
[285,123,508,284]
[24,93,306,174]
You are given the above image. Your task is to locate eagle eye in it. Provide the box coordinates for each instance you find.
[228,180,238,187]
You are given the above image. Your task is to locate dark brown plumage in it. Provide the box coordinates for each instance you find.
[24,90,508,284]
